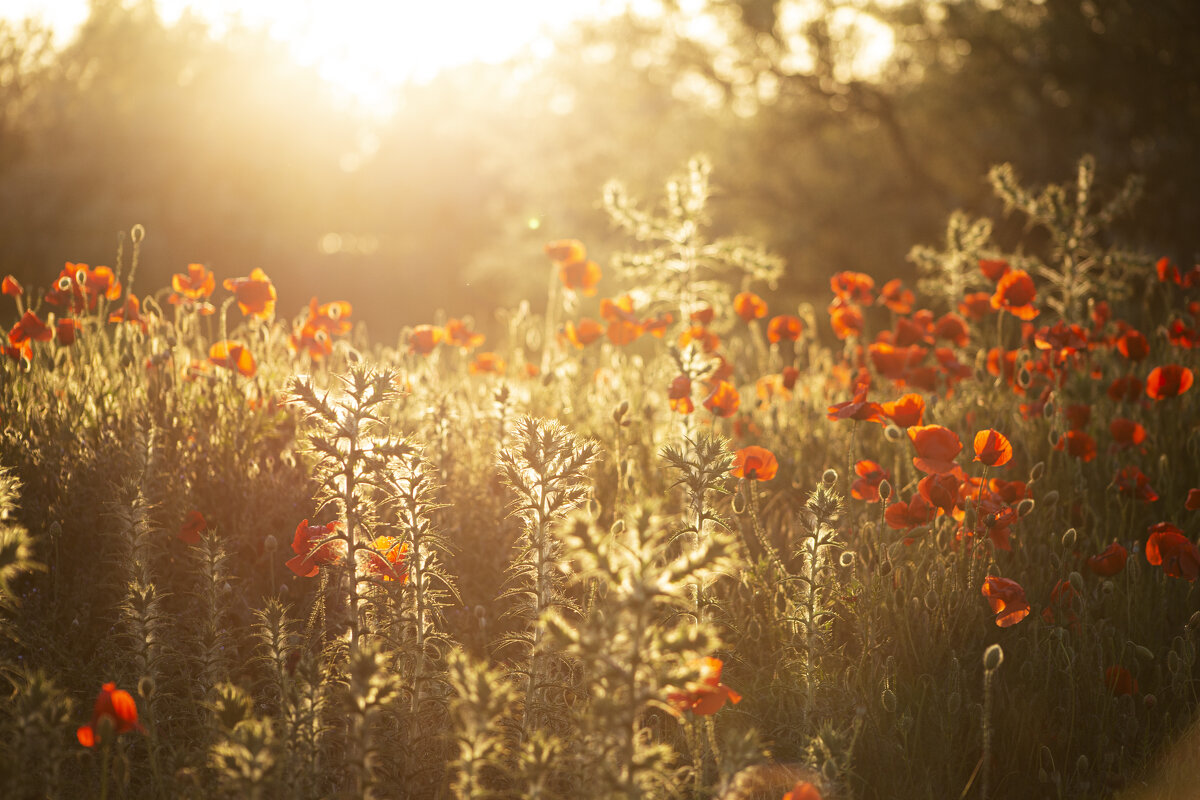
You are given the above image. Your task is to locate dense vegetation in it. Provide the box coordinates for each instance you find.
[0,154,1197,799]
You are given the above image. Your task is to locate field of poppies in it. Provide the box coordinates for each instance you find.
[0,156,1197,799]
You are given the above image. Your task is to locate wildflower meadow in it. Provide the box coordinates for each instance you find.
[1,154,1198,800]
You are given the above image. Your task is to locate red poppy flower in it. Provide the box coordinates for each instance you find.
[1146,365,1194,399]
[885,494,936,530]
[222,268,277,319]
[544,239,586,264]
[782,781,823,800]
[829,303,864,340]
[731,446,778,481]
[973,430,1013,467]
[8,310,54,346]
[831,271,875,305]
[879,278,914,314]
[703,380,740,417]
[1116,329,1150,361]
[77,683,143,747]
[990,269,1039,320]
[918,473,960,514]
[678,324,720,352]
[869,343,927,383]
[689,305,716,326]
[306,298,354,337]
[468,352,506,375]
[781,366,800,390]
[55,318,81,346]
[1055,431,1097,463]
[1114,466,1158,502]
[1041,578,1080,627]
[170,263,216,301]
[285,519,346,577]
[1104,666,1138,696]
[359,536,410,583]
[979,258,1011,282]
[288,321,333,360]
[668,375,694,414]
[558,258,602,296]
[1087,542,1128,577]
[667,657,742,716]
[1188,488,1200,511]
[732,291,768,321]
[979,503,1018,551]
[1168,320,1197,349]
[1157,257,1180,284]
[981,576,1031,628]
[1146,523,1200,581]
[108,294,149,334]
[178,510,207,544]
[893,316,933,348]
[827,385,884,423]
[1107,375,1144,402]
[409,324,444,355]
[959,291,995,321]
[1109,418,1146,449]
[933,313,970,347]
[1,275,22,296]
[209,340,257,378]
[641,312,673,338]
[851,460,890,502]
[908,425,963,474]
[767,314,804,343]
[1065,404,1090,431]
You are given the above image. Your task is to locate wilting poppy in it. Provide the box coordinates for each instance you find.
[408,324,444,355]
[829,303,864,340]
[933,313,970,347]
[1146,365,1193,399]
[8,310,54,346]
[973,430,1013,467]
[704,381,740,417]
[77,683,143,747]
[544,239,586,264]
[851,460,890,503]
[1056,431,1097,463]
[830,271,875,305]
[564,318,604,348]
[908,425,963,474]
[468,352,506,375]
[222,268,277,319]
[668,375,694,414]
[667,656,742,716]
[286,519,346,577]
[981,576,1031,628]
[879,278,914,314]
[731,446,778,481]
[781,366,800,390]
[1145,523,1200,581]
[178,510,207,544]
[209,340,257,378]
[1109,418,1146,449]
[990,269,1039,320]
[1087,542,1128,577]
[1104,666,1138,696]
[732,290,767,321]
[2,275,22,296]
[1114,466,1158,502]
[170,263,216,301]
[979,258,1011,282]
[827,384,884,423]
[359,536,410,583]
[885,494,936,530]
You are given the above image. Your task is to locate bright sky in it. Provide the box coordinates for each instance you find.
[7,0,649,111]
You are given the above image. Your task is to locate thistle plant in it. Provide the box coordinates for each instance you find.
[790,480,845,720]
[445,648,521,799]
[496,416,599,739]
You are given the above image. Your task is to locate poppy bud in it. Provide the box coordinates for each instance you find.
[838,550,854,568]
[49,521,62,538]
[1039,746,1055,775]
[1075,755,1088,775]
[278,583,289,597]
[1133,644,1154,662]
[1188,611,1200,631]
[1168,651,1181,674]
[474,605,487,619]
[610,519,625,535]
[878,479,892,502]
[613,400,629,422]
[1061,528,1076,549]
[264,534,278,553]
[821,759,838,782]
[881,688,897,712]
[822,468,838,485]
[1101,579,1114,596]
[586,497,600,518]
[131,223,145,243]
[1017,367,1032,388]
[1020,497,1039,515]
[731,491,746,515]
[1042,400,1056,419]
[138,676,155,699]
[983,643,1004,672]
[924,589,938,610]
[1030,461,1045,482]
[1047,428,1060,447]
[1144,694,1156,709]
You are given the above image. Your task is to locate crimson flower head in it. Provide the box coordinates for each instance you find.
[908,424,962,474]
[1146,365,1194,400]
[973,429,1013,467]
[222,268,277,319]
[1116,328,1150,361]
[209,340,257,378]
[851,460,890,503]
[359,536,410,583]
[1087,542,1128,577]
[704,381,740,417]
[885,493,935,531]
[286,519,347,577]
[77,683,143,747]
[8,310,54,347]
[667,656,742,716]
[178,510,207,544]
[990,269,1039,320]
[879,278,914,314]
[918,473,960,514]
[880,393,925,428]
[1145,523,1200,581]
[1114,465,1158,503]
[981,576,1031,628]
[767,314,804,343]
[170,263,216,301]
[731,446,778,481]
[829,303,864,340]
[979,258,1011,282]
[1105,666,1138,697]
[668,374,694,414]
[830,271,875,305]
[733,291,768,321]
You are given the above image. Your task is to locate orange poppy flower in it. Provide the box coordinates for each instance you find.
[55,318,81,346]
[108,294,149,334]
[1116,328,1149,361]
[1168,320,1197,349]
[606,318,644,346]
[1055,431,1096,462]
[959,291,995,320]
[468,352,506,375]
[1041,578,1080,627]
[288,321,333,360]
[286,519,346,577]
[880,393,925,428]
[1087,542,1128,577]
[908,425,962,474]
[1114,466,1158,502]
[704,381,740,417]
[8,310,54,346]
[209,340,257,378]
[981,576,1031,627]
[409,324,444,355]
[1064,404,1090,431]
[990,269,1039,320]
[782,781,823,800]
[830,271,875,305]
[1104,666,1138,696]
[731,446,778,481]
[827,387,884,423]
[1107,375,1143,402]
[544,239,586,264]
[767,314,804,343]
[170,263,216,301]
[77,683,143,747]
[879,278,914,314]
[869,343,928,383]
[2,275,22,296]
[1146,365,1193,399]
[641,311,674,338]
[973,430,1013,467]
[1109,418,1146,449]
[1145,523,1200,581]
[733,291,768,321]
[558,258,602,296]
[885,493,935,530]
[359,536,410,583]
[918,472,960,514]
[668,374,694,414]
[851,460,890,503]
[178,510,207,544]
[679,324,720,352]
[564,318,604,348]
[443,319,484,349]
[689,305,716,326]
[828,303,864,340]
[781,366,800,390]
[222,268,277,319]
[979,258,1011,282]
[667,656,742,716]
[306,298,354,336]
[1157,257,1180,284]
[933,312,970,347]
